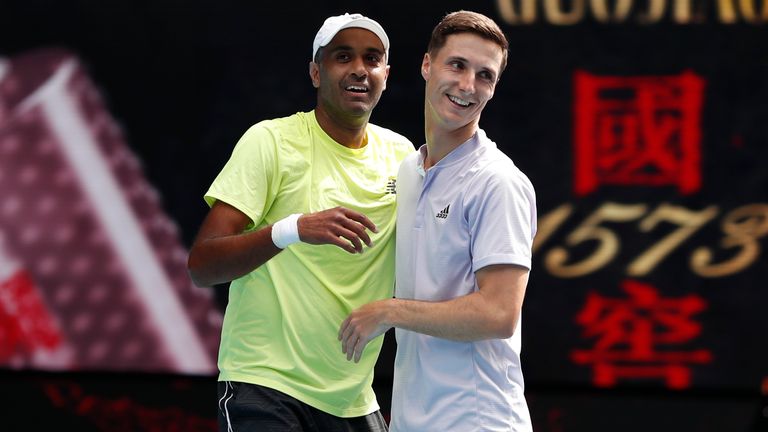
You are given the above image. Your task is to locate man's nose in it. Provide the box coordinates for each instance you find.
[458,70,475,94]
[350,57,368,78]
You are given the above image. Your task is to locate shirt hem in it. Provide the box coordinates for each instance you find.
[474,254,531,271]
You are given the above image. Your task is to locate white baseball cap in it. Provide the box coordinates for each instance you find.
[312,13,390,63]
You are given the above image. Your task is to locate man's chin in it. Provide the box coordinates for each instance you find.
[343,102,375,117]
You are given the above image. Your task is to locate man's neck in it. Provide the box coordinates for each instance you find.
[314,107,369,149]
[423,119,478,170]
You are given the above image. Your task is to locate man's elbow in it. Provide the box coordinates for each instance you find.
[491,311,519,339]
[492,324,515,339]
[187,252,212,287]
[188,270,210,288]
[497,324,516,339]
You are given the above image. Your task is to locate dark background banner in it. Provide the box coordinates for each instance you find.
[1,1,766,430]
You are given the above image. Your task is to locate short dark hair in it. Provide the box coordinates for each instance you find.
[427,10,509,74]
[313,47,324,63]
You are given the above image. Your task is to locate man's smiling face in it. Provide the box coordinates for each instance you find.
[311,27,389,125]
[422,32,503,132]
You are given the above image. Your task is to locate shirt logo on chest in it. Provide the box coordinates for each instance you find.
[385,177,397,194]
[435,204,450,219]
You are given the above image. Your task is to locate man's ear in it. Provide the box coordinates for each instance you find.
[382,64,390,90]
[421,53,431,81]
[309,61,320,88]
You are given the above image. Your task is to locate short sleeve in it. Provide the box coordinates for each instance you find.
[468,164,537,272]
[204,122,281,226]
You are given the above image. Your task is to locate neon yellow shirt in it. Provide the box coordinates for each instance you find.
[205,111,413,417]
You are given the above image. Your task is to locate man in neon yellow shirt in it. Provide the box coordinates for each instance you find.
[187,13,413,432]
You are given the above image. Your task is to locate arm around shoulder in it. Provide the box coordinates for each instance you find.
[339,263,530,362]
[388,263,529,340]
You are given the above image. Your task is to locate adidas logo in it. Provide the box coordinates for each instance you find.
[435,204,450,219]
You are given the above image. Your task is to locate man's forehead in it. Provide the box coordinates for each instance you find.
[437,34,503,68]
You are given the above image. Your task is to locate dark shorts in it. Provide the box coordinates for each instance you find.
[217,381,388,432]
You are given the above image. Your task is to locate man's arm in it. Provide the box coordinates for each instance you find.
[187,201,378,287]
[338,263,529,362]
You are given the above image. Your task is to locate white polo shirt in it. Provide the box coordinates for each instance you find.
[391,130,536,432]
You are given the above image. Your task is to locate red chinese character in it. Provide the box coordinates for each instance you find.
[573,71,705,196]
[571,280,712,389]
[0,265,64,363]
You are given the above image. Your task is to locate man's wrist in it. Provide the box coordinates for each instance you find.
[271,214,302,249]
[385,298,402,329]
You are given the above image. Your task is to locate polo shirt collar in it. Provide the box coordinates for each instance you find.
[416,129,487,176]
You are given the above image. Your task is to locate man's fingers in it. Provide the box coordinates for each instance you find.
[340,320,356,356]
[348,335,368,362]
[342,208,378,234]
[347,338,356,361]
[353,334,371,363]
[342,334,351,356]
[338,318,349,341]
[340,316,364,361]
[300,207,377,251]
[343,333,357,359]
[340,219,372,247]
[322,228,359,253]
[333,227,363,253]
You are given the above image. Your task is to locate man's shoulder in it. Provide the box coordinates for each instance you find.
[476,132,525,172]
[250,111,308,132]
[238,111,312,147]
[470,134,535,192]
[484,152,533,188]
[367,122,414,149]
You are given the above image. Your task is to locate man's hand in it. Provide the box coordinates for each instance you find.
[339,299,393,363]
[298,206,377,254]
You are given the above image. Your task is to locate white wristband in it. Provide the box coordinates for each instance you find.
[271,213,302,249]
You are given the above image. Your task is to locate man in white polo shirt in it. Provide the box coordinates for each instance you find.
[339,10,537,431]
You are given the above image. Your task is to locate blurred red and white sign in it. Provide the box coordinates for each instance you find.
[0,49,221,374]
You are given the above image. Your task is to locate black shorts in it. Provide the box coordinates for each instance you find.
[217,381,388,432]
